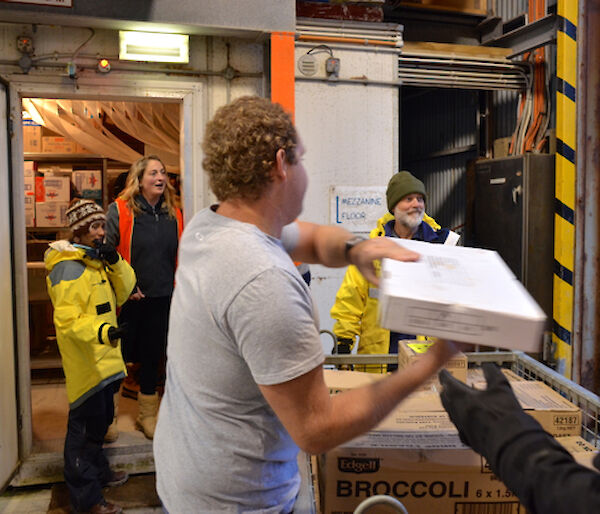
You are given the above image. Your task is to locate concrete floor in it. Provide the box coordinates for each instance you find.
[5,382,317,513]
[2,383,161,513]
[0,474,162,513]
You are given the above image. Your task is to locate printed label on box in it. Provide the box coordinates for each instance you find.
[36,202,68,227]
[72,170,102,199]
[43,176,70,203]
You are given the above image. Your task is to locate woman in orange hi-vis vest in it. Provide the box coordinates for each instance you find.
[105,155,183,440]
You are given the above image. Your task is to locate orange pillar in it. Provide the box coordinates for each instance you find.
[270,32,295,119]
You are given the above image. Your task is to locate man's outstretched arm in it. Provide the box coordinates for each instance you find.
[289,221,418,285]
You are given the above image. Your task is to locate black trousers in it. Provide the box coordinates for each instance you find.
[64,381,119,511]
[119,296,171,395]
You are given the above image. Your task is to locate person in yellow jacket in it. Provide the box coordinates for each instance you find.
[45,199,136,514]
[330,171,459,371]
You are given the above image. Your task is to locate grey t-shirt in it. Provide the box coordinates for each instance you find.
[154,207,324,513]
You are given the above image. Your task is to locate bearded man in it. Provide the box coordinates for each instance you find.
[330,171,459,369]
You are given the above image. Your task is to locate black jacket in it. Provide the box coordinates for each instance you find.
[106,195,179,297]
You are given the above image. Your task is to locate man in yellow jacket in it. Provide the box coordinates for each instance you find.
[45,199,136,514]
[330,171,459,371]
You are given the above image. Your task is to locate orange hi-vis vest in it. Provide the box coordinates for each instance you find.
[115,197,183,265]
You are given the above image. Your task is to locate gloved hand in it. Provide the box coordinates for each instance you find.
[333,338,353,370]
[439,362,546,467]
[107,324,128,347]
[94,240,119,265]
[334,338,353,355]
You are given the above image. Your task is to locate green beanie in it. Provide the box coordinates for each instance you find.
[386,171,427,213]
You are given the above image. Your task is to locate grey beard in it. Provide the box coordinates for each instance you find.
[396,210,424,230]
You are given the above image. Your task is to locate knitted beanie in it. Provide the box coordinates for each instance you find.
[66,199,106,232]
[386,171,427,213]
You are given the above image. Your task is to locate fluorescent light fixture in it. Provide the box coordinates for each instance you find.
[119,31,189,63]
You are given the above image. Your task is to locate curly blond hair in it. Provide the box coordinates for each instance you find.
[119,155,178,218]
[202,96,297,201]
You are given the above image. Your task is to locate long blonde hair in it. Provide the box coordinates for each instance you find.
[119,155,178,217]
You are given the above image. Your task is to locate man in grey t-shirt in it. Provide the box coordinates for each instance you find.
[153,96,462,513]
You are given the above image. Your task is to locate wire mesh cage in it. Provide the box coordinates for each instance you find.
[324,350,600,446]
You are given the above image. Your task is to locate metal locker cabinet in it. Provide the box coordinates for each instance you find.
[467,154,555,319]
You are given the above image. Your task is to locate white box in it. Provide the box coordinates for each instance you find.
[36,202,68,227]
[42,176,70,203]
[379,239,547,352]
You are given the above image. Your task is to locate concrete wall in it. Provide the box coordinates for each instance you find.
[294,42,400,351]
[0,22,265,210]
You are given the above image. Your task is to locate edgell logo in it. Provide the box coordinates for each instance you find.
[338,457,380,474]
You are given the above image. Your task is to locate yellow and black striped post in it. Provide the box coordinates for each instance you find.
[553,0,578,378]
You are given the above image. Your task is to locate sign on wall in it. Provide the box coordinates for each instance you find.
[330,185,387,234]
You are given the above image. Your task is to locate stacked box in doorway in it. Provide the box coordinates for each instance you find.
[72,169,102,200]
[24,161,35,226]
[36,202,68,227]
[34,175,70,227]
[23,121,42,153]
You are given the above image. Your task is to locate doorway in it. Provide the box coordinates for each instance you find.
[7,75,204,486]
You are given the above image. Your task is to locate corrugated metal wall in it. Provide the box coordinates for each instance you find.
[491,0,528,139]
[401,87,477,234]
[398,1,558,239]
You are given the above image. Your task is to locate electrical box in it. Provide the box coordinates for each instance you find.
[465,154,555,318]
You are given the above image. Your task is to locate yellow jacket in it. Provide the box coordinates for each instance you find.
[45,241,136,407]
[330,213,446,357]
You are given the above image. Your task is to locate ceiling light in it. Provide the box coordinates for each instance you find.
[119,31,189,63]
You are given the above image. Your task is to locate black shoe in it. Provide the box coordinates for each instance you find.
[82,499,123,514]
[103,470,129,487]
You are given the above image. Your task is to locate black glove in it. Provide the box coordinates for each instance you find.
[334,338,353,354]
[439,362,546,467]
[333,338,353,370]
[94,240,119,265]
[107,324,128,347]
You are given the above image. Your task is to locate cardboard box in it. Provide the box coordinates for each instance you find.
[345,380,581,449]
[41,176,70,203]
[467,367,524,387]
[493,136,512,158]
[319,436,597,514]
[24,194,35,227]
[36,202,68,227]
[37,164,73,175]
[24,161,34,177]
[379,239,547,352]
[398,340,467,384]
[42,136,77,154]
[72,169,102,199]
[23,122,42,153]
[324,369,385,395]
[509,381,582,437]
[24,175,35,195]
